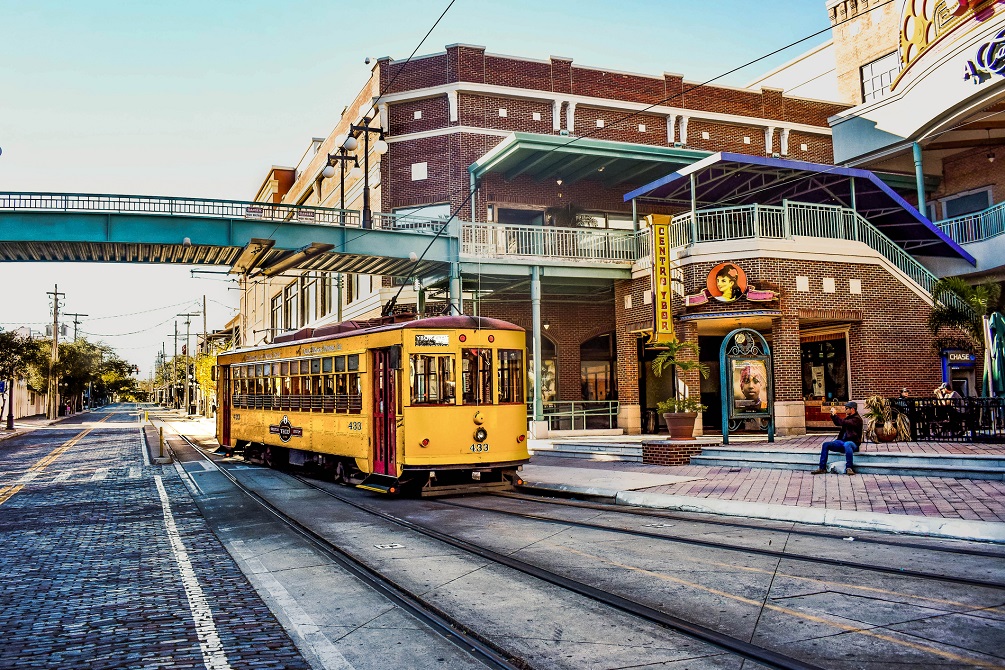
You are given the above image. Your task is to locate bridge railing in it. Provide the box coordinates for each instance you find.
[0,192,363,228]
[936,201,1005,244]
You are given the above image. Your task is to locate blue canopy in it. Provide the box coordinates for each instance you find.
[624,152,974,263]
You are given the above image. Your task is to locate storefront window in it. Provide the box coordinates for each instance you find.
[410,354,456,405]
[497,349,524,404]
[580,333,616,401]
[461,348,492,405]
[526,333,557,402]
[801,336,848,401]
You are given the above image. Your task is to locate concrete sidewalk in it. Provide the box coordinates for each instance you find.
[0,413,73,442]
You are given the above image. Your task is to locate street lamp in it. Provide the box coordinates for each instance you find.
[321,136,359,226]
[346,117,388,229]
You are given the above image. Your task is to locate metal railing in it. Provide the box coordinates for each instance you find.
[899,397,1005,443]
[657,200,969,314]
[371,211,450,234]
[529,400,620,431]
[0,191,364,228]
[937,201,1005,244]
[462,222,640,262]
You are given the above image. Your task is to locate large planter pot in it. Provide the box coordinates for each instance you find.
[663,412,698,439]
[874,424,898,442]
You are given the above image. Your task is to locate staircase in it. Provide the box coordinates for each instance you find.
[529,441,644,462]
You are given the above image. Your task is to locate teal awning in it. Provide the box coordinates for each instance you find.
[469,132,710,187]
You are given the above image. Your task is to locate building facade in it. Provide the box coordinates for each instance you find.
[242,27,976,435]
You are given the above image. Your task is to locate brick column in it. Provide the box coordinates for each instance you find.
[615,278,643,434]
[677,320,704,437]
[771,314,806,435]
[550,57,573,95]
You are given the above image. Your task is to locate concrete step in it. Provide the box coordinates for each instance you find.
[691,448,1005,480]
[530,442,642,462]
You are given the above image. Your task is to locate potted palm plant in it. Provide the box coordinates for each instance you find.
[863,395,910,442]
[651,339,709,439]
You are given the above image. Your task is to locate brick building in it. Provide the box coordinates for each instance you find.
[244,33,976,436]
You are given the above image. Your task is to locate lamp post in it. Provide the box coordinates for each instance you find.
[178,312,199,415]
[344,117,388,229]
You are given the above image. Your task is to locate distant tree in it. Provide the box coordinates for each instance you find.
[0,330,46,429]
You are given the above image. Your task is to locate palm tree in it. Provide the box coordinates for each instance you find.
[928,277,1002,353]
[651,339,710,413]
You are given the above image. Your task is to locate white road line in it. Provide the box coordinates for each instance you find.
[90,469,108,481]
[154,475,233,670]
[228,540,355,670]
[52,471,73,483]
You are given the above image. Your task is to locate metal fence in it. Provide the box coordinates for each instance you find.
[937,201,1005,244]
[529,401,620,431]
[462,222,640,262]
[898,397,1005,443]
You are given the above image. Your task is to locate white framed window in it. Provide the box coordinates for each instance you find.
[411,162,428,181]
[822,277,836,294]
[849,279,862,295]
[861,52,900,103]
[796,276,810,292]
[939,187,992,219]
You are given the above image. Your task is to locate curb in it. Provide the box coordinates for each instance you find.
[142,422,173,465]
[614,490,1005,544]
[518,481,1005,544]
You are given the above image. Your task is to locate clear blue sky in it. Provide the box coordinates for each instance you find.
[0,0,832,377]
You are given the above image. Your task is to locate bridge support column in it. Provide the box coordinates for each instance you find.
[531,266,544,430]
[449,262,462,315]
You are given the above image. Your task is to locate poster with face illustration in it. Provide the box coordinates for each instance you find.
[707,262,747,303]
[731,359,769,416]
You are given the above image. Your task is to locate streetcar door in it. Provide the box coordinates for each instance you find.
[220,366,231,447]
[371,349,397,475]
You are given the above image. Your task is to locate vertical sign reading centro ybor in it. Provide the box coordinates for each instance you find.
[648,214,674,341]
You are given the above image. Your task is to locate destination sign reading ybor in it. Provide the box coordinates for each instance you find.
[415,334,450,347]
[649,215,674,341]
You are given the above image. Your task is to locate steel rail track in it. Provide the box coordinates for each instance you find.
[435,497,1005,591]
[287,474,824,670]
[174,436,530,670]
[493,491,1005,558]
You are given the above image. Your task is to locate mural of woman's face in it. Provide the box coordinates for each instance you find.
[740,371,763,400]
[716,273,734,294]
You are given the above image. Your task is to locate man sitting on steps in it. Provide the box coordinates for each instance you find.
[811,401,863,476]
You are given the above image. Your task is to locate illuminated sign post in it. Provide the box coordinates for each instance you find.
[649,215,674,342]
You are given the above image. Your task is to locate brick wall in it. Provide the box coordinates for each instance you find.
[641,441,704,466]
[930,148,1005,217]
[829,0,900,105]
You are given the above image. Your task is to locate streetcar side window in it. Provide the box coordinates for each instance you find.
[498,349,524,404]
[461,349,492,405]
[410,354,456,405]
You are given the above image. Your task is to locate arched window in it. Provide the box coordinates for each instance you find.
[526,332,557,402]
[580,333,616,401]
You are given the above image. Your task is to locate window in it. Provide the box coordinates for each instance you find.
[270,295,282,335]
[497,349,524,404]
[283,284,299,330]
[526,333,557,402]
[461,349,492,405]
[941,188,992,219]
[301,274,318,325]
[393,203,452,221]
[861,52,900,103]
[410,354,455,405]
[580,334,615,401]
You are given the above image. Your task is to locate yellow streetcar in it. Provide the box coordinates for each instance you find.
[215,315,529,495]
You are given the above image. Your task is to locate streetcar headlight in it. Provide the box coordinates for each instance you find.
[474,427,488,442]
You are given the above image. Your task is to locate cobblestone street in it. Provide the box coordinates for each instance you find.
[0,410,310,670]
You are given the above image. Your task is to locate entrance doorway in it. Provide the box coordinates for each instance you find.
[371,349,397,476]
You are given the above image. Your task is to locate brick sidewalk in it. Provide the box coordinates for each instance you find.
[529,454,1005,523]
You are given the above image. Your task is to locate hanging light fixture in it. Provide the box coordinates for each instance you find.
[987,129,995,163]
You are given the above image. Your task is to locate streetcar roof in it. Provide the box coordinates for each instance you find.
[224,315,524,357]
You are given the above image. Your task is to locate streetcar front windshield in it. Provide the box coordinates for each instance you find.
[461,348,492,405]
[410,354,455,405]
[498,349,524,404]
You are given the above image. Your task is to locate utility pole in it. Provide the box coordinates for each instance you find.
[171,322,179,409]
[47,285,65,419]
[178,312,199,415]
[64,313,88,342]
